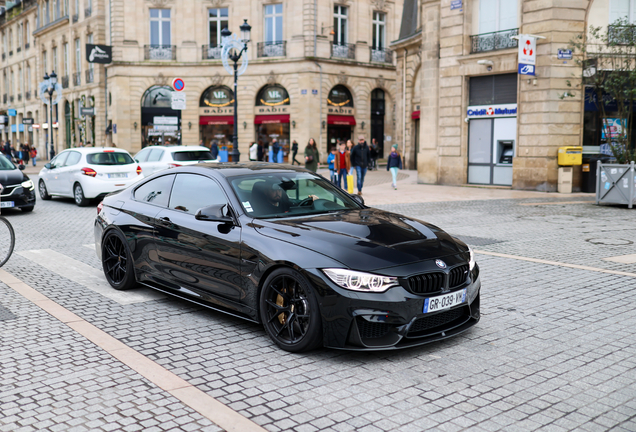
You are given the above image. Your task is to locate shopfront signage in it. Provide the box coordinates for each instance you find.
[155,125,179,131]
[154,116,179,125]
[466,104,517,119]
[255,106,289,115]
[199,107,234,116]
[518,35,536,76]
[80,107,95,116]
[86,44,112,64]
[7,109,16,116]
[256,85,290,107]
[327,107,355,116]
[22,118,34,125]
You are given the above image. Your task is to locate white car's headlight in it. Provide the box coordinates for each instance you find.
[322,268,399,293]
[468,246,476,271]
[21,179,34,190]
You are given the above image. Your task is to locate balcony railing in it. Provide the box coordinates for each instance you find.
[72,14,79,23]
[85,7,91,17]
[202,45,222,60]
[144,45,176,60]
[370,47,393,64]
[608,25,636,45]
[86,69,94,83]
[331,42,356,60]
[62,75,69,89]
[470,28,519,54]
[257,41,287,58]
[26,91,31,100]
[73,72,81,86]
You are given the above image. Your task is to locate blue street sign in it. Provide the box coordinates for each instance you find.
[518,64,535,76]
[450,0,462,10]
[312,89,318,95]
[557,49,573,60]
[301,89,307,95]
[8,109,17,116]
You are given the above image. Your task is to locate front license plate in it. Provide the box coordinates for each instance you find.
[423,289,466,313]
[108,173,127,179]
[0,201,14,208]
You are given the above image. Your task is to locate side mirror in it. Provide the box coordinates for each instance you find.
[350,194,365,206]
[195,204,234,223]
[18,164,25,171]
[44,163,52,169]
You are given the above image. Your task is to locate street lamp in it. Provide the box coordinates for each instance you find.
[221,19,251,162]
[44,71,58,159]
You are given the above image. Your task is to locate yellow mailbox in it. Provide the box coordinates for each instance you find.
[558,146,583,166]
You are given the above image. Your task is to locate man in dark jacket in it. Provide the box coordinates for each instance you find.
[350,135,371,195]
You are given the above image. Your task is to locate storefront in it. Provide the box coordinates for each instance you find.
[255,84,291,159]
[327,85,356,148]
[199,85,235,149]
[141,85,181,146]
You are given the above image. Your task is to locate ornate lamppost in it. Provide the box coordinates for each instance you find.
[39,71,62,159]
[220,19,251,162]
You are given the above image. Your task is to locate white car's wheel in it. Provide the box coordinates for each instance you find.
[74,183,89,206]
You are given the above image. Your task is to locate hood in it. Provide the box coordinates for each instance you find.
[0,168,28,186]
[251,208,463,271]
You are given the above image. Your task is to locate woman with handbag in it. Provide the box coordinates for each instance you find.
[304,138,320,172]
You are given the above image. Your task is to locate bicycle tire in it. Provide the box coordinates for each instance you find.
[0,216,15,267]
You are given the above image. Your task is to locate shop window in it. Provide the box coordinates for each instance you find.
[327,85,354,107]
[469,74,517,106]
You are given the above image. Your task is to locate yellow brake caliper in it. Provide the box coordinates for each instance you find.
[277,288,287,324]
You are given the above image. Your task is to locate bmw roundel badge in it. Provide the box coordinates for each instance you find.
[435,259,447,269]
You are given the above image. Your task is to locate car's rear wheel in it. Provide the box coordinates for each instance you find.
[101,229,136,290]
[260,268,322,352]
[73,183,89,206]
[39,180,51,200]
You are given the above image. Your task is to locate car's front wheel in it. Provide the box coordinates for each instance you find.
[73,183,89,206]
[259,268,323,352]
[39,180,51,200]
[101,229,136,290]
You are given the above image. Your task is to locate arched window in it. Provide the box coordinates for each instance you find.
[328,85,354,107]
[200,85,234,107]
[256,84,290,106]
[141,85,174,108]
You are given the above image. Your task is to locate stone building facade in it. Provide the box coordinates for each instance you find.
[392,0,606,191]
[0,0,404,160]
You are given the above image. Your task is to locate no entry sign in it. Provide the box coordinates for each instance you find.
[172,78,185,92]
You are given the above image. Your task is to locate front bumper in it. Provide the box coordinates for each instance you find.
[1,184,36,209]
[307,261,481,350]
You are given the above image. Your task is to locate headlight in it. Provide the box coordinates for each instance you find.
[468,246,476,271]
[322,268,399,293]
[21,179,34,190]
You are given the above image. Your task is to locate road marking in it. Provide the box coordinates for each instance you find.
[518,201,593,206]
[18,249,164,305]
[475,250,636,278]
[602,254,636,264]
[0,269,266,432]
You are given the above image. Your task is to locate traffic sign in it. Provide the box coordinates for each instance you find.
[171,92,186,110]
[80,107,95,116]
[172,78,185,92]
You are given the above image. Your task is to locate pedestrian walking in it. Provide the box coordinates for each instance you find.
[327,146,337,184]
[334,140,351,191]
[291,140,300,165]
[272,138,280,163]
[304,138,320,172]
[370,138,379,170]
[387,144,403,190]
[210,140,219,160]
[249,142,258,161]
[29,145,37,167]
[346,139,355,175]
[3,141,10,157]
[22,144,30,166]
[350,135,370,195]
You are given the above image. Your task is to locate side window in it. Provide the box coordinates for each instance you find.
[135,148,151,162]
[133,174,174,207]
[169,174,227,215]
[52,152,69,167]
[148,149,164,162]
[64,151,81,166]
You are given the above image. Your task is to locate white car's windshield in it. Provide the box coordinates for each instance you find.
[230,172,361,218]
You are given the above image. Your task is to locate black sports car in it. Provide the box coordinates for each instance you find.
[0,155,36,212]
[95,163,480,352]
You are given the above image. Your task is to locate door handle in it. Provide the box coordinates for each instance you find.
[158,216,171,226]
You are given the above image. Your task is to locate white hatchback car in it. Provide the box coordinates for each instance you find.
[133,145,218,177]
[38,147,143,206]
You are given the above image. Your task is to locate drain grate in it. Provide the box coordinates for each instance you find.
[454,235,505,247]
[0,304,17,321]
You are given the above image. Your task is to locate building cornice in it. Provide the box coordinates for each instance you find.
[390,30,422,50]
[33,16,70,37]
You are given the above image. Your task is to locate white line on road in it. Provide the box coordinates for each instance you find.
[18,249,164,305]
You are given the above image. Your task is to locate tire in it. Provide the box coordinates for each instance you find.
[21,206,34,212]
[0,216,15,268]
[259,268,323,352]
[73,183,89,206]
[101,229,136,290]
[39,180,51,200]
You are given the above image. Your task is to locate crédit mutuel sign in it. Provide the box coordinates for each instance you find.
[466,104,517,119]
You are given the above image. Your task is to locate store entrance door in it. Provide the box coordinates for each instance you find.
[327,125,352,149]
[371,89,385,155]
[467,118,515,186]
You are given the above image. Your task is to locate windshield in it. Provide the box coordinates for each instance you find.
[87,152,135,165]
[230,172,361,218]
[172,150,215,162]
[0,155,16,171]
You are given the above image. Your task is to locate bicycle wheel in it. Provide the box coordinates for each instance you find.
[0,216,15,267]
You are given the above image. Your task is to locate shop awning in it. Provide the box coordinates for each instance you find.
[254,114,290,124]
[200,116,234,125]
[411,110,420,120]
[327,115,356,126]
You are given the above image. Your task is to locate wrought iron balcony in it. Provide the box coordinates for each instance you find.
[608,25,636,45]
[85,7,91,18]
[72,14,78,23]
[144,45,177,60]
[257,41,287,58]
[73,72,81,86]
[331,42,355,60]
[202,45,222,60]
[62,75,69,89]
[26,91,31,100]
[470,28,519,54]
[86,69,94,83]
[370,47,393,63]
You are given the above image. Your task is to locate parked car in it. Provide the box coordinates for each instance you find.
[133,145,218,177]
[39,148,143,206]
[95,163,480,352]
[0,154,36,212]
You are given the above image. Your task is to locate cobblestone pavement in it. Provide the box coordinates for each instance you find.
[1,177,635,431]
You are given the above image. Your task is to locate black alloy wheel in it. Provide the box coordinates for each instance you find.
[102,229,136,290]
[39,180,51,200]
[259,268,322,352]
[74,183,89,206]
